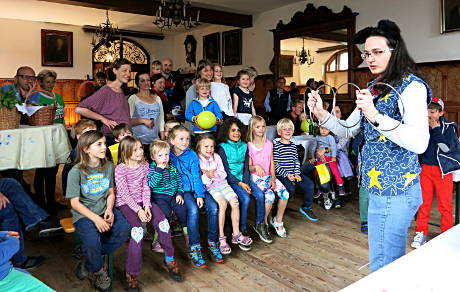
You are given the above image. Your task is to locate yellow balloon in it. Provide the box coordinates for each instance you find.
[300,119,310,133]
[197,111,217,129]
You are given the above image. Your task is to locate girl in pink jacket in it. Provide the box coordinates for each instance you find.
[196,134,253,255]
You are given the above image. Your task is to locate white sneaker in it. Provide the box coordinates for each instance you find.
[411,231,426,248]
[323,193,332,210]
[270,217,287,238]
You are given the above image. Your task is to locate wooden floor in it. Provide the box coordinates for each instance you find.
[21,170,446,292]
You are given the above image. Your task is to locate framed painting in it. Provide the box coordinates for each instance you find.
[203,32,220,64]
[441,0,460,33]
[41,29,73,67]
[279,55,294,77]
[222,29,242,66]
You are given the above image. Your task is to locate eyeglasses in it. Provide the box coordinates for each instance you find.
[17,74,36,81]
[360,48,394,60]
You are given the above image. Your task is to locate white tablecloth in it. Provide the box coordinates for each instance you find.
[0,124,71,170]
[271,134,316,164]
[341,224,460,292]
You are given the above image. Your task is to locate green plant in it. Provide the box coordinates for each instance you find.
[0,87,20,110]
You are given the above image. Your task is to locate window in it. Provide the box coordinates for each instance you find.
[326,50,348,72]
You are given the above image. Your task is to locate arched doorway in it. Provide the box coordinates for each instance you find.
[92,38,150,87]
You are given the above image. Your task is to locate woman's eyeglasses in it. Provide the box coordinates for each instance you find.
[360,48,394,60]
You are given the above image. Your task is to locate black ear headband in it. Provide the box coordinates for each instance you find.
[352,19,402,45]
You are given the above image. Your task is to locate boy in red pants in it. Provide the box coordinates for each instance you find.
[412,97,459,248]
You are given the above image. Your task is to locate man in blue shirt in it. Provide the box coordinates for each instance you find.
[0,66,36,102]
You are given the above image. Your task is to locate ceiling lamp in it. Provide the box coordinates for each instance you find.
[296,38,315,66]
[153,0,200,30]
[91,10,118,48]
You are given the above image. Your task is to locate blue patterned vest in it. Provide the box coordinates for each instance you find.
[360,74,432,196]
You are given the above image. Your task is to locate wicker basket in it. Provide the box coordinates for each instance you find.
[0,107,21,131]
[28,105,57,126]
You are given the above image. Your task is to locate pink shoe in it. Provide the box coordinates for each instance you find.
[151,240,164,253]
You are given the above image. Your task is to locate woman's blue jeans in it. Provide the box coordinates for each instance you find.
[183,191,218,248]
[368,183,422,272]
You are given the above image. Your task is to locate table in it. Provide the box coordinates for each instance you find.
[341,223,460,292]
[0,124,71,171]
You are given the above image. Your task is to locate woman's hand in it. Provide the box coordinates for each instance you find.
[101,117,118,130]
[307,90,328,121]
[143,118,154,128]
[254,165,265,177]
[355,89,379,122]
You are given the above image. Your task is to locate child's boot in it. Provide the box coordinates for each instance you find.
[189,245,207,269]
[164,259,182,281]
[208,242,224,263]
[125,272,139,292]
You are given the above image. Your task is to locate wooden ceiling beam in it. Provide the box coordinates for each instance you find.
[37,0,253,28]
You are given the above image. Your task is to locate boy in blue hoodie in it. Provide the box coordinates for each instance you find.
[167,125,223,268]
[412,97,459,248]
[185,79,223,135]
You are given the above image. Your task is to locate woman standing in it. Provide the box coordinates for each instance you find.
[75,58,132,144]
[128,72,165,156]
[30,70,66,213]
[212,64,234,119]
[308,20,431,272]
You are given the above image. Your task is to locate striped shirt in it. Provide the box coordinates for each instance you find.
[115,162,151,213]
[147,161,183,197]
[273,140,301,177]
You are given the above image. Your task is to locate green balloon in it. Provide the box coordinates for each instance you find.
[197,111,217,129]
[300,119,310,133]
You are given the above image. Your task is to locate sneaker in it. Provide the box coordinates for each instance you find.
[253,223,273,244]
[334,199,343,209]
[93,268,111,291]
[164,259,182,282]
[299,207,318,222]
[208,242,224,263]
[313,189,321,199]
[337,185,346,196]
[151,240,164,253]
[411,231,426,249]
[75,260,87,280]
[125,272,139,292]
[323,193,332,210]
[15,256,45,270]
[360,222,368,235]
[270,217,287,238]
[189,246,207,269]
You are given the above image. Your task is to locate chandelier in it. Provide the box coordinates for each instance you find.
[91,10,118,48]
[153,0,200,30]
[296,38,315,66]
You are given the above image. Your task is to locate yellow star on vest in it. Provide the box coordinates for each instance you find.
[402,173,418,187]
[367,167,383,189]
[379,93,391,103]
[377,134,387,142]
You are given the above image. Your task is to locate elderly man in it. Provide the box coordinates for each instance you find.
[0,66,37,102]
[0,178,62,269]
[161,58,185,120]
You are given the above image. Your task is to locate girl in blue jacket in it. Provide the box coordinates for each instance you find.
[185,79,223,134]
[168,125,223,268]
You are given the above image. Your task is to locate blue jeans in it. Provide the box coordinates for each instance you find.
[74,208,130,272]
[183,191,218,248]
[277,174,314,209]
[229,181,265,229]
[368,183,422,272]
[0,178,49,265]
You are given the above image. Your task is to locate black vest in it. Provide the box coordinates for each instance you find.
[269,89,290,119]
